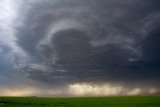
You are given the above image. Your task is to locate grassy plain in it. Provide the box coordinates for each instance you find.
[0,96,160,107]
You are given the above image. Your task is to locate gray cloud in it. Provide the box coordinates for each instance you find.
[0,0,160,96]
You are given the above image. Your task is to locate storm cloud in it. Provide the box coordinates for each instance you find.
[0,0,160,96]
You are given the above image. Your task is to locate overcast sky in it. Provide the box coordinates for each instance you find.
[0,0,160,97]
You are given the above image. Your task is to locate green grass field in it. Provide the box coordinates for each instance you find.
[0,96,160,107]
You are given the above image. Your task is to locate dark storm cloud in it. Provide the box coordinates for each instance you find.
[17,0,160,82]
[0,0,160,96]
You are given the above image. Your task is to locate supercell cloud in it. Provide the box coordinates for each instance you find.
[0,0,160,96]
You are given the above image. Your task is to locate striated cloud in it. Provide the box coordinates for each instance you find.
[0,0,160,96]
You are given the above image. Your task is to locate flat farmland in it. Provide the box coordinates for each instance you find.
[0,96,160,107]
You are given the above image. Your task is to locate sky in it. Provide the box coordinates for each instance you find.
[0,0,160,97]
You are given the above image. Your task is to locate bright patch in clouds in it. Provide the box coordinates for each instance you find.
[0,87,35,96]
[69,83,123,96]
[68,83,158,96]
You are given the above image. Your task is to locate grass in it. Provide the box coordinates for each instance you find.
[0,96,160,107]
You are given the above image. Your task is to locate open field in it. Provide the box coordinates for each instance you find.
[0,96,160,107]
